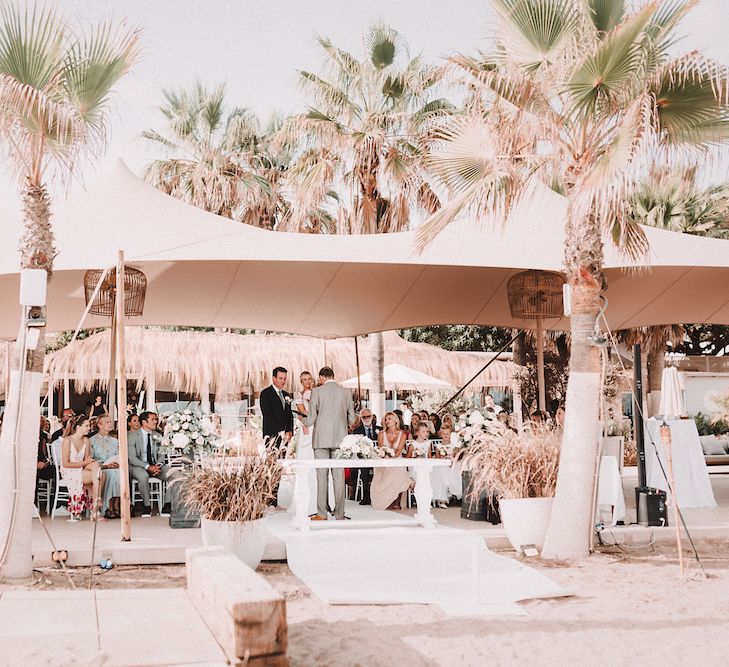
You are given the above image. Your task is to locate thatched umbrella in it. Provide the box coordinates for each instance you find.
[44,328,516,399]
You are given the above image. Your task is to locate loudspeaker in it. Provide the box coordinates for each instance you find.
[635,487,668,527]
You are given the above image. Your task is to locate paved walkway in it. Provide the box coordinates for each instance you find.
[0,588,226,666]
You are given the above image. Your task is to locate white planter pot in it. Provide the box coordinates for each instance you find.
[499,497,554,553]
[201,516,268,569]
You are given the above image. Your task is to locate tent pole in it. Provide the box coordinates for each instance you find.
[353,337,362,409]
[63,375,70,409]
[536,314,546,413]
[107,309,117,418]
[3,340,9,401]
[116,251,132,542]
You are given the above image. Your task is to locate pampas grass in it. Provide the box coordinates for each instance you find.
[468,425,561,500]
[185,440,285,522]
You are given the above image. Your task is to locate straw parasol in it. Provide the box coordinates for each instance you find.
[342,363,453,391]
[44,328,516,397]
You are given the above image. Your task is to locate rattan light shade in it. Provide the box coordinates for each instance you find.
[507,270,565,319]
[83,267,147,317]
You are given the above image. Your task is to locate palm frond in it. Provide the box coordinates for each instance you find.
[366,22,403,70]
[492,0,581,69]
[567,4,655,116]
[653,52,729,147]
[583,0,625,36]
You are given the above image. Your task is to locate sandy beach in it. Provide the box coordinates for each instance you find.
[8,538,728,667]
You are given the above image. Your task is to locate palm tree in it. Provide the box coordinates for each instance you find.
[281,23,452,414]
[143,83,338,232]
[416,0,729,558]
[143,82,272,225]
[0,4,139,581]
[629,168,729,238]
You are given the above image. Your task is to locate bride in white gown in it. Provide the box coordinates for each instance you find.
[291,371,318,516]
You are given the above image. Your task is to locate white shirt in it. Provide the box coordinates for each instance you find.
[402,409,413,426]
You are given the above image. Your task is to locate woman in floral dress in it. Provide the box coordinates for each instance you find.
[61,415,105,520]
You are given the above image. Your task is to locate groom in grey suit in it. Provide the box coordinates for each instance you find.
[306,366,356,520]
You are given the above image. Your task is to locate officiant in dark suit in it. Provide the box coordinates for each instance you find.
[259,366,294,446]
[352,408,381,505]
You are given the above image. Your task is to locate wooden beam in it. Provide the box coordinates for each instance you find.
[116,251,132,542]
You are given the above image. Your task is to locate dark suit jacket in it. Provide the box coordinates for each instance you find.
[352,422,382,441]
[259,385,294,438]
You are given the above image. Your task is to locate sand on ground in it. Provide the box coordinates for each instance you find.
[4,539,729,667]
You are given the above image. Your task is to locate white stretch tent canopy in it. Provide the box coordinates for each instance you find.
[2,160,729,339]
[342,363,452,391]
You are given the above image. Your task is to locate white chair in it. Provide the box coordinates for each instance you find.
[49,440,70,519]
[36,478,52,515]
[132,477,163,513]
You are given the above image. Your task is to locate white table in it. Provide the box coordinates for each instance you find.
[597,456,626,526]
[644,419,716,508]
[289,458,451,531]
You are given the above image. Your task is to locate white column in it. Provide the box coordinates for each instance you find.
[48,380,54,419]
[146,375,156,412]
[200,384,211,414]
[63,376,70,409]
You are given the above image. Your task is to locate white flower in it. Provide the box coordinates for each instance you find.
[182,423,189,430]
[468,410,485,426]
[172,423,180,431]
[191,431,199,440]
[171,433,190,448]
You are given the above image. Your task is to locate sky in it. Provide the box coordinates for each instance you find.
[0,0,728,207]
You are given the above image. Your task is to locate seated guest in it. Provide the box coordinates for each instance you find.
[407,422,432,459]
[127,413,141,433]
[371,412,412,511]
[352,408,381,505]
[440,424,463,501]
[37,416,55,491]
[392,409,404,429]
[128,411,170,517]
[91,415,121,519]
[407,413,421,439]
[442,413,455,430]
[60,415,105,521]
[51,408,75,443]
[427,424,450,509]
[429,414,442,438]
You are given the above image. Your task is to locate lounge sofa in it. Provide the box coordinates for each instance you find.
[699,435,729,466]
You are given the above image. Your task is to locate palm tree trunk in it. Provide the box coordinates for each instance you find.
[0,184,53,582]
[369,332,385,420]
[541,284,602,560]
[647,344,665,416]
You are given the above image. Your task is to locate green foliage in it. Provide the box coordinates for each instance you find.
[399,325,513,352]
[693,412,729,436]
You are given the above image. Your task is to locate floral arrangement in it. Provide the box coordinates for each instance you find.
[436,444,450,457]
[409,390,476,417]
[454,408,501,448]
[160,410,220,459]
[333,434,377,459]
[376,446,397,458]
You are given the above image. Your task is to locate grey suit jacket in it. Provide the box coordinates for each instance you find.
[128,429,161,469]
[305,381,355,449]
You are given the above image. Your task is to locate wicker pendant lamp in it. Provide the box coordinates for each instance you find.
[83,266,147,317]
[507,270,565,412]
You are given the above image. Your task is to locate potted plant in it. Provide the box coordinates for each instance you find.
[469,425,560,553]
[185,440,284,569]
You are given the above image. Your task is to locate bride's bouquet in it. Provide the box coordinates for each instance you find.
[376,446,396,458]
[334,434,377,460]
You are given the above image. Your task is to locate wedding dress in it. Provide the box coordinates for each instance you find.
[287,388,318,516]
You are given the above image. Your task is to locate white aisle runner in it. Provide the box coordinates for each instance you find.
[283,522,570,617]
